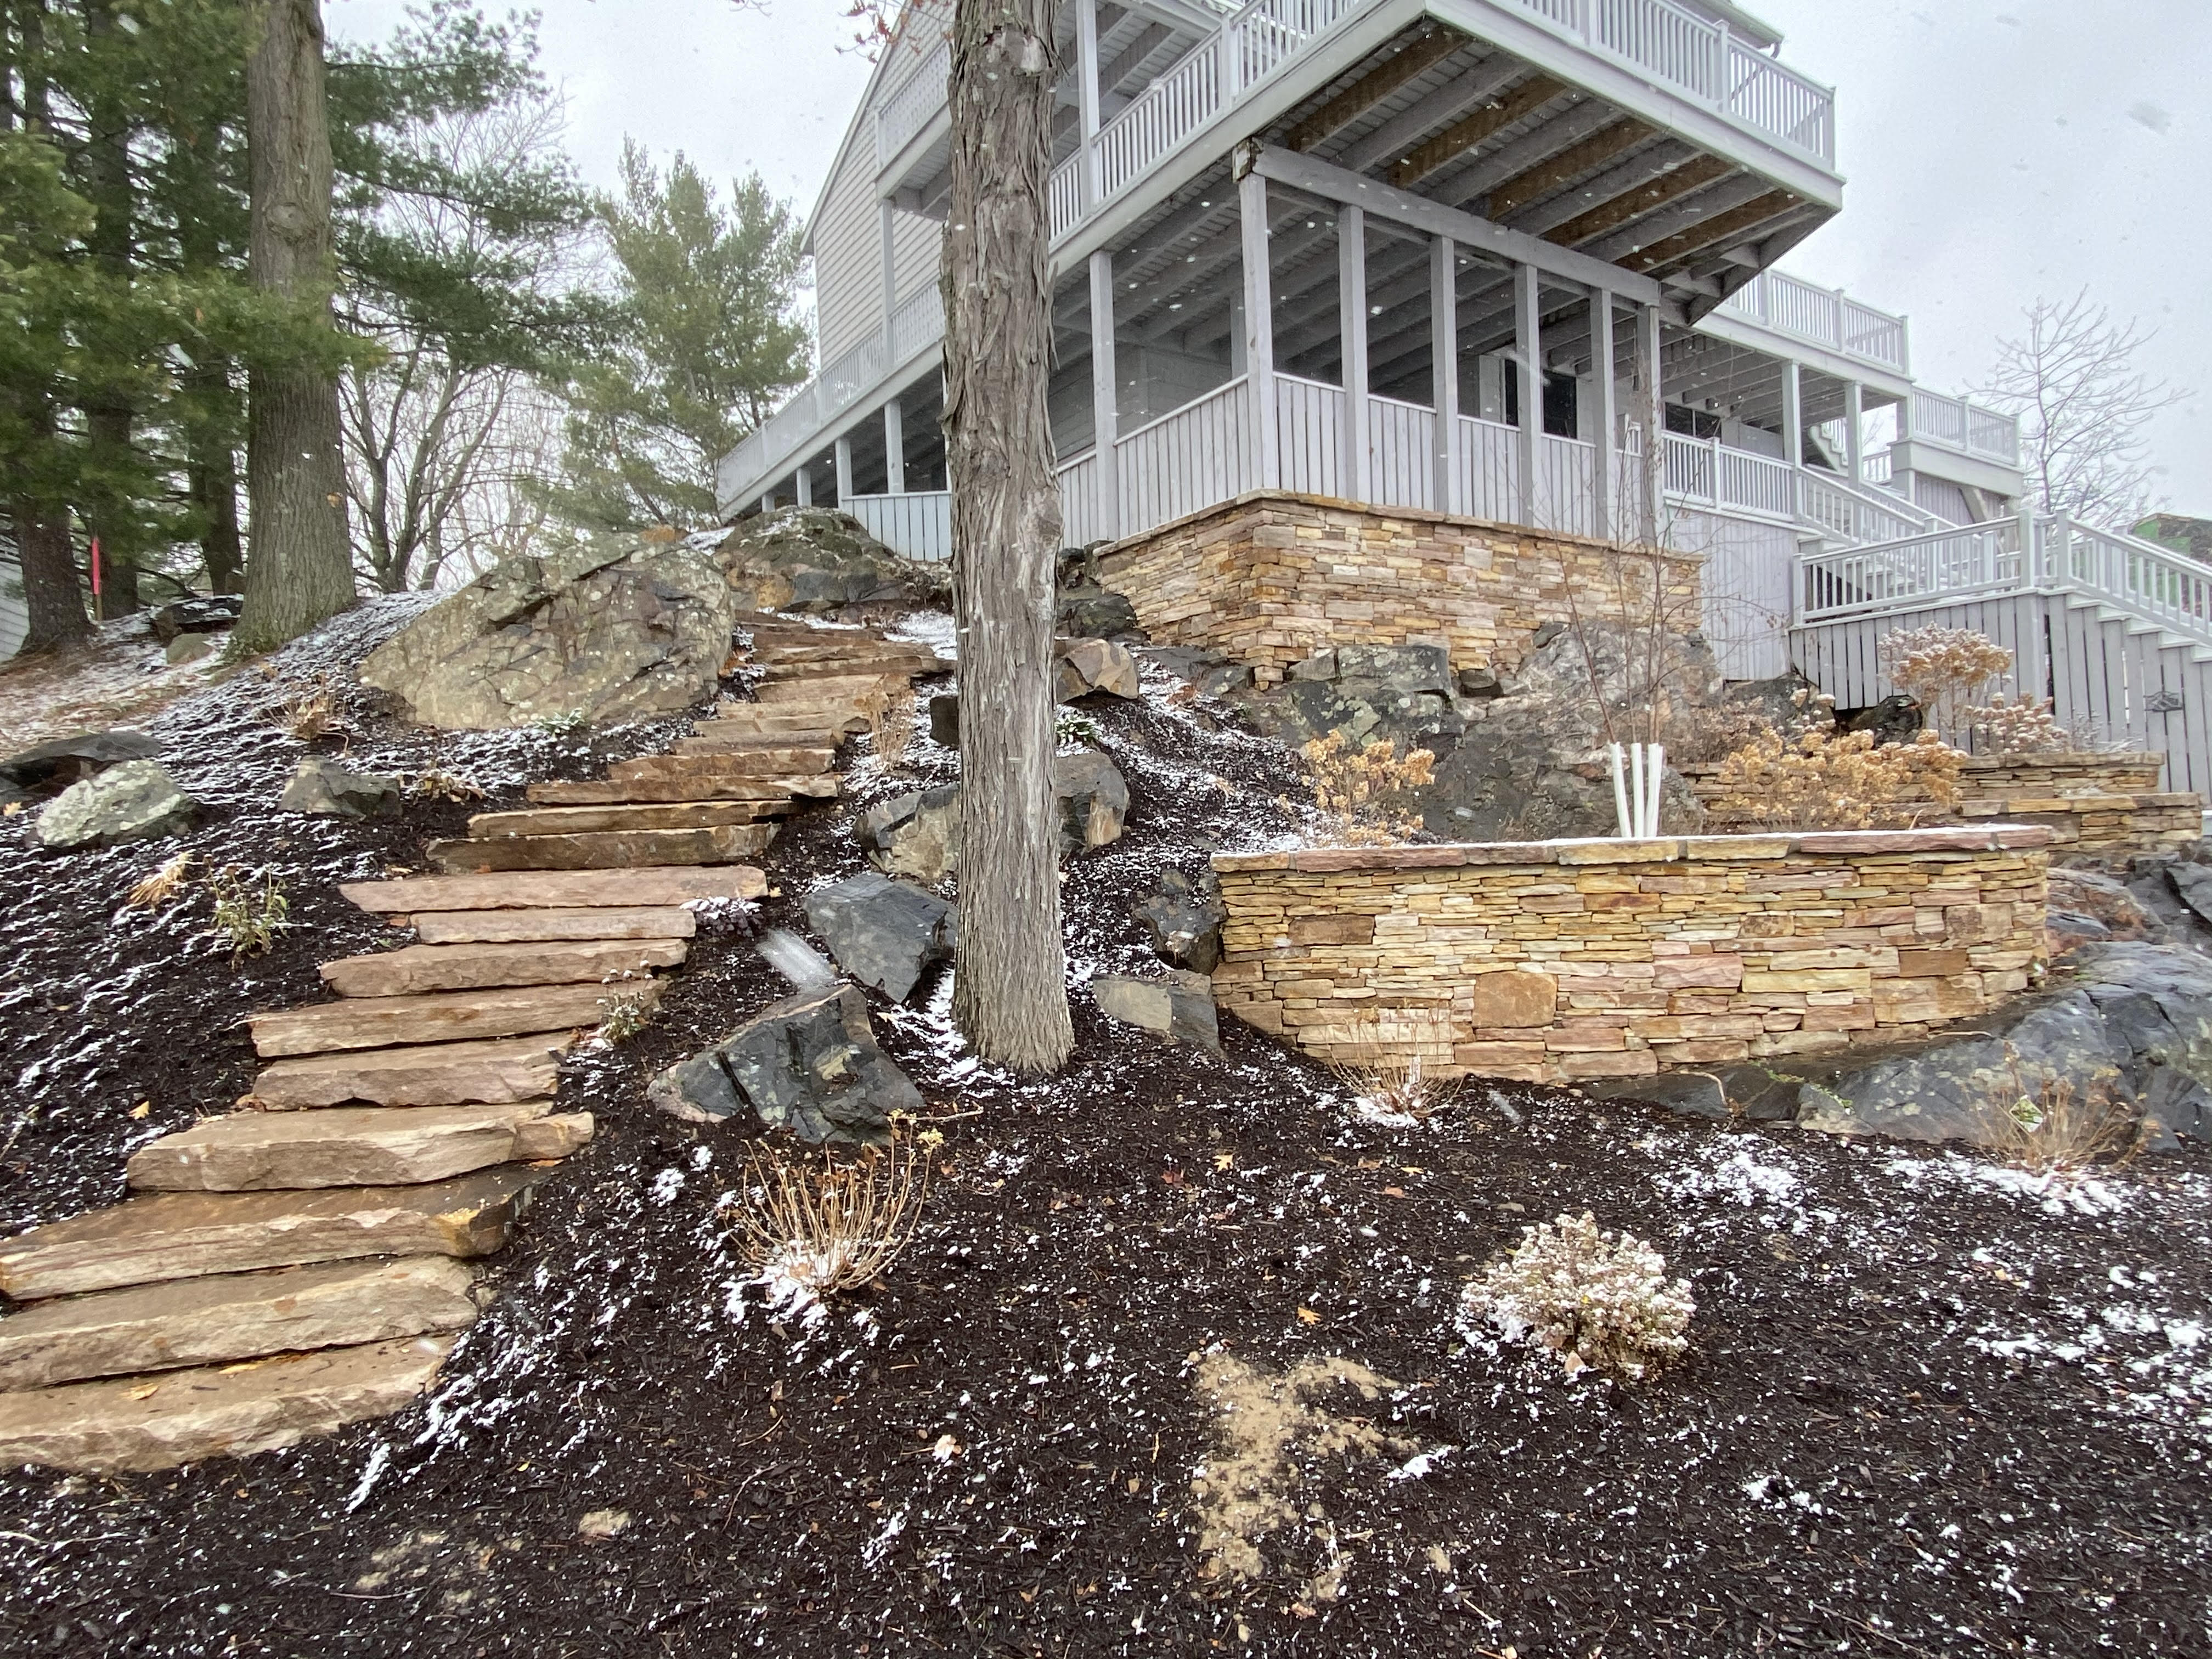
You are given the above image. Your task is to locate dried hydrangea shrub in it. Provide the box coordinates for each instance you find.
[1460,1210,1695,1380]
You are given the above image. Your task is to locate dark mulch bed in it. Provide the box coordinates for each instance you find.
[2,612,2210,1658]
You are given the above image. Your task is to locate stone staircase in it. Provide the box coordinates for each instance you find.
[0,619,946,1472]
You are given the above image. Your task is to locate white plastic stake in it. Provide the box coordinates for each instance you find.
[1609,742,1633,839]
[1645,742,1666,837]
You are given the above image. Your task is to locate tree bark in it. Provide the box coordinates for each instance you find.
[13,496,90,654]
[941,0,1073,1073]
[188,394,245,594]
[81,0,140,614]
[238,0,354,652]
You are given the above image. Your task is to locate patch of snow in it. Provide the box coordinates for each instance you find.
[650,1168,684,1206]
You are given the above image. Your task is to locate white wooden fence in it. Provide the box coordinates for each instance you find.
[847,490,953,563]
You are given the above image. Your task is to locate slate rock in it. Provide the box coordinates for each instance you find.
[1334,644,1451,697]
[1131,868,1225,973]
[2166,862,2212,930]
[1057,583,1141,640]
[1286,650,1336,683]
[1092,969,1220,1052]
[2050,866,2162,943]
[279,757,402,820]
[803,871,956,1002]
[0,729,161,794]
[1135,647,1253,699]
[165,632,219,666]
[1593,1072,1729,1120]
[856,784,961,883]
[1458,666,1503,698]
[1053,751,1128,853]
[1713,1064,1804,1122]
[1056,637,1141,701]
[647,983,922,1146]
[929,693,961,748]
[149,594,242,642]
[33,760,195,850]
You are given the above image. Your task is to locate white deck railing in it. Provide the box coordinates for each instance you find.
[876,37,952,168]
[1716,269,1907,372]
[1908,391,2021,465]
[1796,515,2212,647]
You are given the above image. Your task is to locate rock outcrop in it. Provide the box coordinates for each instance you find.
[358,534,742,730]
[803,871,955,1002]
[280,757,402,820]
[1132,867,1226,972]
[648,983,923,1145]
[717,507,945,617]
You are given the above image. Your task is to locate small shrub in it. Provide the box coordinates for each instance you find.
[1055,708,1100,748]
[726,1136,932,1324]
[1461,1211,1694,1380]
[529,710,589,736]
[594,985,656,1043]
[126,851,196,911]
[1705,724,1963,831]
[1967,692,2072,755]
[1329,1013,1460,1126]
[274,675,349,743]
[864,689,917,771]
[206,867,289,963]
[1881,626,2012,743]
[1301,731,1435,847]
[1980,1053,2137,1174]
[408,767,486,804]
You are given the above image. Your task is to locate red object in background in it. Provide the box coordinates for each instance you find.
[90,536,102,598]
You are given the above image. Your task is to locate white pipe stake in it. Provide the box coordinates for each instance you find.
[1646,742,1665,837]
[1609,742,1633,839]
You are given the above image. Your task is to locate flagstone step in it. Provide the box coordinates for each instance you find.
[0,1257,481,1393]
[250,980,657,1058]
[466,803,782,839]
[255,1034,570,1108]
[318,939,687,1000]
[0,1334,456,1474]
[0,1170,542,1301]
[672,728,843,754]
[126,1102,592,1192]
[426,823,774,874]
[524,774,827,806]
[606,749,833,781]
[341,865,765,915]
[709,698,867,727]
[754,674,907,705]
[408,904,697,944]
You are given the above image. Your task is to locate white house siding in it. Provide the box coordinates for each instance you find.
[1667,507,1797,682]
[814,146,886,369]
[891,207,939,310]
[0,554,26,658]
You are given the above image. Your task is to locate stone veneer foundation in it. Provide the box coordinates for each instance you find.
[1686,753,2202,862]
[1094,490,1698,684]
[1210,827,2052,1085]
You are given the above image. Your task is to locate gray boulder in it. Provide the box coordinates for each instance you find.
[1056,637,1140,701]
[1092,969,1220,1052]
[279,757,402,820]
[1054,751,1128,854]
[1058,583,1141,640]
[2166,863,2212,930]
[358,534,742,730]
[646,983,922,1146]
[1134,647,1254,701]
[928,693,961,749]
[1132,867,1226,973]
[856,785,961,883]
[1593,1072,1729,1120]
[803,872,955,1002]
[34,761,194,850]
[149,595,242,642]
[718,506,946,616]
[0,730,161,795]
[165,631,220,666]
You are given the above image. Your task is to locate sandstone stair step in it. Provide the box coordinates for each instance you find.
[342,866,765,914]
[318,939,688,999]
[126,1101,592,1192]
[0,1334,455,1474]
[255,1034,571,1108]
[523,774,832,807]
[709,699,866,727]
[606,749,833,781]
[426,824,774,874]
[412,904,699,943]
[0,1257,480,1393]
[250,980,659,1057]
[466,804,780,839]
[672,729,843,754]
[754,674,908,706]
[0,1170,542,1300]
[754,653,945,679]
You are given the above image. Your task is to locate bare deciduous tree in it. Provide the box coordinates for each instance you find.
[1979,290,2187,531]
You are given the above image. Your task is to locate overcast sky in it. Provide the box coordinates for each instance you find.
[331,0,2208,511]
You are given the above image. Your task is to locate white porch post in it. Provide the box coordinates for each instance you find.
[760,492,774,514]
[1430,236,1463,515]
[1239,166,1279,490]
[1338,205,1370,502]
[1592,288,1617,540]
[795,462,812,507]
[1892,390,1916,504]
[884,399,906,494]
[1076,0,1102,209]
[1514,261,1541,528]
[1637,301,1663,545]
[1843,380,1864,484]
[834,436,854,503]
[1088,247,1121,540]
[1779,359,1803,470]
[879,200,899,352]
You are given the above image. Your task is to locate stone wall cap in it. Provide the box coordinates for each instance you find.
[1212,823,2055,873]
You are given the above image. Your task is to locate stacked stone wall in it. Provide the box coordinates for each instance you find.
[1211,828,2052,1084]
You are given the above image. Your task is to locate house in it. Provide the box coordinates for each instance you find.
[719,0,2212,791]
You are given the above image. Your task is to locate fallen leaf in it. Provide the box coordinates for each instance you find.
[129,1100,151,1120]
[1357,1158,1383,1170]
[127,1384,160,1400]
[1212,1152,1233,1171]
[1383,1186,1407,1199]
[1,803,17,817]
[1296,1307,1322,1325]
[1400,1166,1425,1175]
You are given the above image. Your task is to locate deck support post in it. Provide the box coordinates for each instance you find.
[1514,261,1541,529]
[1339,205,1369,503]
[1636,301,1663,545]
[834,437,853,504]
[1076,0,1102,210]
[879,200,899,353]
[1779,358,1803,471]
[1431,236,1463,515]
[1591,287,1617,541]
[760,493,774,514]
[1892,390,1916,504]
[1843,380,1864,484]
[1089,247,1121,541]
[794,462,812,507]
[884,398,906,495]
[1239,166,1279,490]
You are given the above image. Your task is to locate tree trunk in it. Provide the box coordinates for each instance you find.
[188,396,245,594]
[81,0,140,614]
[238,0,353,653]
[13,496,90,654]
[941,0,1073,1074]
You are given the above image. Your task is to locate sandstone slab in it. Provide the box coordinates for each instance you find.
[254,1034,570,1108]
[426,825,773,873]
[0,1335,456,1473]
[0,1257,479,1392]
[1056,637,1141,701]
[125,1102,590,1192]
[609,750,833,783]
[1471,969,1559,1030]
[410,906,698,945]
[467,804,778,838]
[318,939,687,999]
[0,1170,539,1300]
[523,774,832,806]
[250,980,661,1057]
[341,866,765,914]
